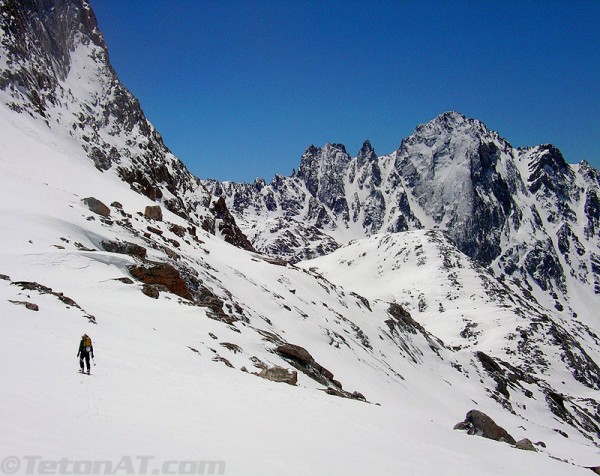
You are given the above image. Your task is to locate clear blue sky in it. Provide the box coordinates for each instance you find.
[91,0,599,182]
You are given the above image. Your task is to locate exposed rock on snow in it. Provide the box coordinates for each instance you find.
[1,0,599,472]
[9,300,39,311]
[129,262,193,301]
[10,279,96,323]
[210,197,255,252]
[82,197,110,217]
[144,205,163,221]
[454,409,517,445]
[276,342,335,385]
[515,438,538,452]
[258,366,298,386]
[100,240,147,259]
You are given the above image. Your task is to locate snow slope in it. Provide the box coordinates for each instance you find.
[0,0,598,473]
[0,98,597,475]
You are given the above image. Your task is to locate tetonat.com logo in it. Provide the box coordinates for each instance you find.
[1,456,225,475]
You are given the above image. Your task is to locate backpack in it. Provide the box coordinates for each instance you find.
[82,335,92,352]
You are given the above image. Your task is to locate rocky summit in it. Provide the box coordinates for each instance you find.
[204,113,599,312]
[0,0,599,474]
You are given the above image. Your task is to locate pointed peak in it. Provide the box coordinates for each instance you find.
[529,144,569,172]
[357,140,377,165]
[410,111,495,142]
[324,143,348,155]
[427,111,481,130]
[359,140,374,154]
[437,111,468,123]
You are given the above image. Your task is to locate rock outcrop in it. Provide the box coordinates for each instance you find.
[454,410,516,445]
[258,366,298,386]
[129,262,193,300]
[82,197,110,218]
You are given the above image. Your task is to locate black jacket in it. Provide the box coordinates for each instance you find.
[77,339,94,358]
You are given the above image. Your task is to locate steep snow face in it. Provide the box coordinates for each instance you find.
[393,112,519,264]
[0,0,251,250]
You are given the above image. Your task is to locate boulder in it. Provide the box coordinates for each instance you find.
[82,197,110,217]
[170,224,186,237]
[351,391,366,401]
[276,343,335,383]
[515,438,537,452]
[9,300,39,311]
[259,366,298,386]
[129,262,192,300]
[100,240,147,259]
[277,343,314,366]
[141,284,159,299]
[147,225,163,235]
[454,410,516,445]
[144,205,163,221]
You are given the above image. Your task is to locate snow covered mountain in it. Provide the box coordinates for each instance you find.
[204,113,600,314]
[301,231,600,434]
[0,0,599,474]
[0,0,253,251]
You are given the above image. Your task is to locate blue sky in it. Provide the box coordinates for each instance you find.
[91,0,599,182]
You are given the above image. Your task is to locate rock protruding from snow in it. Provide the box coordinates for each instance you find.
[82,197,110,217]
[100,240,147,259]
[454,410,517,445]
[144,205,163,221]
[258,366,298,386]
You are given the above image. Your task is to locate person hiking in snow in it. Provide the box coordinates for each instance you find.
[77,334,94,374]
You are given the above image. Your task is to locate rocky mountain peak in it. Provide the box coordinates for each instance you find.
[0,0,254,251]
[0,0,107,116]
[406,111,500,152]
[526,144,571,182]
[523,144,576,219]
[357,139,377,168]
[297,143,351,197]
[437,110,468,124]
[416,110,467,132]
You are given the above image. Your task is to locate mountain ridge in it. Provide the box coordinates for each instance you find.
[0,0,254,252]
[203,112,599,313]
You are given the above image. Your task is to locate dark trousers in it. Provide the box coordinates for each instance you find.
[79,351,90,371]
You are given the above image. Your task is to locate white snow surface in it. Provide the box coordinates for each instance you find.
[0,106,598,475]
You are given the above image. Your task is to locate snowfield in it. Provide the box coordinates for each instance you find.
[0,100,597,475]
[0,0,599,472]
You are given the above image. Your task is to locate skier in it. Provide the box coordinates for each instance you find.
[77,334,94,374]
